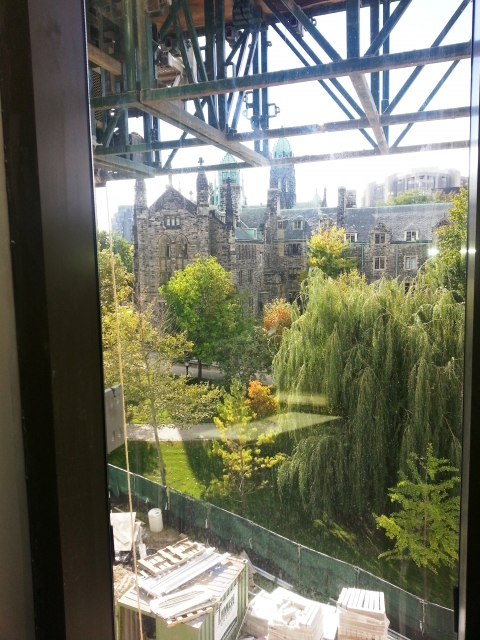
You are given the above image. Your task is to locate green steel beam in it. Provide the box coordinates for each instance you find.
[137,41,472,103]
[136,0,153,90]
[113,139,468,177]
[122,0,136,91]
[90,42,471,111]
[93,137,206,157]
[138,99,270,166]
[92,105,469,156]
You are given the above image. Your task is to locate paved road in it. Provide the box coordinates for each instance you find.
[171,363,273,385]
[127,412,338,443]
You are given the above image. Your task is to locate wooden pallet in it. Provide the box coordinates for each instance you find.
[138,538,206,577]
[166,606,214,627]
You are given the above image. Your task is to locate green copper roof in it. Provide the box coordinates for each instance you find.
[273,137,293,158]
[219,152,240,185]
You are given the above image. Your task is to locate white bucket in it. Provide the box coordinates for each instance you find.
[148,508,163,533]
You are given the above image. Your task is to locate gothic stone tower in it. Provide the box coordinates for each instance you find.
[269,137,296,210]
[218,152,241,221]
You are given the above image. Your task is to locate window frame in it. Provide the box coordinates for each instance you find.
[1,1,480,638]
[374,256,386,270]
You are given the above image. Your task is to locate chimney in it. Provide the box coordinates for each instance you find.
[337,186,346,228]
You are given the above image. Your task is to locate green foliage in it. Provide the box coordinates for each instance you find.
[97,229,133,273]
[97,248,133,312]
[206,380,286,515]
[216,325,272,384]
[161,256,243,373]
[426,187,468,300]
[376,189,455,207]
[275,270,464,525]
[102,302,220,483]
[376,444,459,600]
[307,225,355,277]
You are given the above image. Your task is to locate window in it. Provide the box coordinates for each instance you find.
[345,233,357,243]
[405,230,417,241]
[165,215,181,228]
[278,220,286,229]
[248,270,253,283]
[374,257,386,270]
[405,256,417,270]
[375,233,385,244]
[249,296,254,311]
[294,220,303,230]
[286,243,302,255]
[239,270,243,284]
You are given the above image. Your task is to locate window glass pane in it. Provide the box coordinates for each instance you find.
[91,2,472,638]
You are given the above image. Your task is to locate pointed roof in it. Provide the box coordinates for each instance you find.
[149,186,197,216]
[273,137,293,158]
[219,152,240,185]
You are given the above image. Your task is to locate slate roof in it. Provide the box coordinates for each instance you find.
[235,227,261,242]
[241,202,451,242]
[344,202,451,243]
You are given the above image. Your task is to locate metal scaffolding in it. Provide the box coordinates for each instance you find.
[86,0,472,181]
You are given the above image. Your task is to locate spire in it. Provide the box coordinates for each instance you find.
[225,178,234,231]
[322,187,327,208]
[196,157,209,207]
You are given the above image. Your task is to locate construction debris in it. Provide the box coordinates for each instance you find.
[244,588,324,640]
[337,588,389,640]
[110,512,141,552]
[138,538,207,577]
[117,537,248,640]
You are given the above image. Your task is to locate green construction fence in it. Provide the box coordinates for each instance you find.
[108,464,455,640]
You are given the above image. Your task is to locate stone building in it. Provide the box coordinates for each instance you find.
[133,137,455,315]
[133,139,310,315]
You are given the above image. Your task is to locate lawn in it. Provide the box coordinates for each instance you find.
[108,439,457,608]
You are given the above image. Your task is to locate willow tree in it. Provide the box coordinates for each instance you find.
[274,270,464,525]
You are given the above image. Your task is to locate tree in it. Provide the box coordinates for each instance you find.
[102,302,220,484]
[426,187,468,300]
[376,189,456,207]
[245,380,278,419]
[97,229,133,273]
[262,298,293,353]
[376,444,460,601]
[275,270,464,525]
[307,225,355,278]
[161,256,243,379]
[97,248,133,312]
[216,325,272,384]
[207,379,285,516]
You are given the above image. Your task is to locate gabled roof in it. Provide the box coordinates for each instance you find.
[149,186,197,216]
[403,222,418,231]
[343,203,451,243]
[372,221,391,233]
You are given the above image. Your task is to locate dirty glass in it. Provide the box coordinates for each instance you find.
[88,1,472,638]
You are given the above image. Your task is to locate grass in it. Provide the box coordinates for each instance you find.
[108,439,456,608]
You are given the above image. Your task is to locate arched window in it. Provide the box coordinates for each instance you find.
[158,234,170,284]
[175,234,188,271]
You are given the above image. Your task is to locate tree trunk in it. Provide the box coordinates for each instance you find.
[153,422,167,486]
[423,566,428,603]
[197,360,202,380]
[240,448,245,517]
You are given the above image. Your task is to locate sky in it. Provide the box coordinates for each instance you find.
[95,0,473,229]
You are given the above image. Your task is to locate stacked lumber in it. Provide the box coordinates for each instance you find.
[269,590,323,640]
[138,538,207,577]
[337,588,389,640]
[244,588,323,640]
[244,590,279,636]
